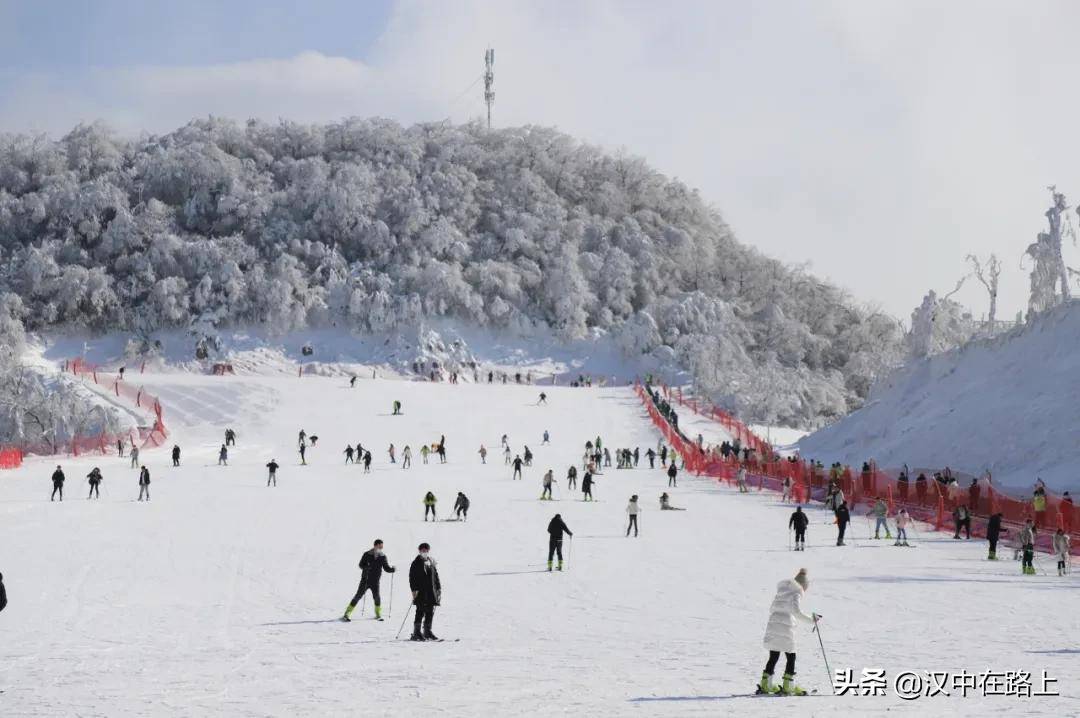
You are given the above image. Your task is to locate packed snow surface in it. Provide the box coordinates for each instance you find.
[1,373,1077,716]
[799,302,1080,493]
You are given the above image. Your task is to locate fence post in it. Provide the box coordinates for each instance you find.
[936,495,945,530]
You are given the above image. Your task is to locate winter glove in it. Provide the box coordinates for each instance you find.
[812,613,822,622]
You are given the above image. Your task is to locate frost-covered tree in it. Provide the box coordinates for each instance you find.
[966,253,1001,333]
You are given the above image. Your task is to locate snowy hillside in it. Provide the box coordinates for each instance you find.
[799,301,1080,493]
[1,372,1076,716]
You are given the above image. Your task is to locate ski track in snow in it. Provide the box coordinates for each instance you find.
[0,375,1077,716]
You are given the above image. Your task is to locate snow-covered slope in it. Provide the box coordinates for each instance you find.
[799,301,1080,493]
[1,372,1076,716]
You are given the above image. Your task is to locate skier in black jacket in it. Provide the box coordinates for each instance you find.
[138,466,151,501]
[453,492,470,521]
[566,465,578,490]
[547,514,573,571]
[581,471,596,501]
[789,506,809,551]
[409,543,442,641]
[50,466,65,501]
[512,455,524,480]
[667,462,678,487]
[342,540,396,622]
[0,572,6,613]
[171,445,181,467]
[986,512,1007,560]
[835,502,851,546]
[266,460,279,487]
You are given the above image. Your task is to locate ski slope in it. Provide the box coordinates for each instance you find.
[1,373,1077,716]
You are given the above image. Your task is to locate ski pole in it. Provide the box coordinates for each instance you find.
[566,535,573,570]
[788,528,792,551]
[388,573,395,617]
[812,617,834,695]
[360,594,366,617]
[395,603,415,640]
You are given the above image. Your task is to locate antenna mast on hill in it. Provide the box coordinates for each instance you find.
[484,47,495,129]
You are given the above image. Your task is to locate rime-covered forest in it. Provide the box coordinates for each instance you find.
[0,118,905,428]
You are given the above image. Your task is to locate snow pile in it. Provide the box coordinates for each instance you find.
[798,300,1080,493]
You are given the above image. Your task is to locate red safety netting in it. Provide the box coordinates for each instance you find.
[638,382,1079,556]
[0,448,23,469]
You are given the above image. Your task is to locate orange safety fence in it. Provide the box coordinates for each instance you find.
[638,381,1079,557]
[0,448,23,469]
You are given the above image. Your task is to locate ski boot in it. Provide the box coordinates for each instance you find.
[374,605,383,621]
[902,541,910,546]
[885,531,892,539]
[423,630,440,641]
[557,560,564,571]
[893,540,902,546]
[988,551,997,560]
[410,630,426,641]
[547,560,553,572]
[756,672,773,695]
[776,673,807,696]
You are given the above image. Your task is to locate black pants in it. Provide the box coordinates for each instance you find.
[349,578,381,607]
[456,506,468,520]
[649,458,655,468]
[583,487,592,500]
[51,484,63,501]
[837,521,847,544]
[568,477,576,489]
[267,472,276,487]
[513,469,521,480]
[764,651,796,676]
[988,536,999,554]
[627,515,638,536]
[794,529,805,544]
[345,455,353,464]
[668,475,677,487]
[548,537,564,562]
[954,518,970,539]
[1022,544,1034,569]
[425,505,436,520]
[542,486,552,499]
[88,482,100,499]
[139,485,150,501]
[227,437,235,446]
[172,458,180,467]
[414,600,435,632]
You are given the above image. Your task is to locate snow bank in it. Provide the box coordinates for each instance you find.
[798,301,1080,493]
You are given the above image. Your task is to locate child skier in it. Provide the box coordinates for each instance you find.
[758,568,819,696]
[894,508,910,546]
[1053,528,1071,575]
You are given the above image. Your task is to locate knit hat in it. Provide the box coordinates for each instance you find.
[794,568,809,590]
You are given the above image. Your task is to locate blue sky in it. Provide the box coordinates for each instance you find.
[0,0,1077,320]
[0,0,392,69]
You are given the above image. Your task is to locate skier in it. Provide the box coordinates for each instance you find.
[87,467,103,499]
[350,375,357,388]
[299,442,307,466]
[504,445,512,464]
[437,437,447,464]
[512,455,524,480]
[50,465,65,501]
[266,459,279,487]
[603,447,611,468]
[869,498,892,540]
[420,444,430,464]
[782,476,793,503]
[524,446,533,467]
[501,434,509,449]
[986,512,1007,560]
[835,502,851,546]
[542,430,550,445]
[344,445,355,464]
[547,513,573,571]
[117,438,124,457]
[659,492,685,510]
[541,469,556,500]
[388,444,396,464]
[1019,519,1037,575]
[454,492,470,521]
[633,447,640,467]
[478,445,487,464]
[538,392,547,405]
[342,539,396,622]
[423,492,437,522]
[362,451,372,473]
[788,506,808,551]
[566,465,578,490]
[137,465,150,502]
[409,542,442,641]
[758,568,819,696]
[402,445,412,469]
[298,429,307,445]
[660,445,667,467]
[626,495,641,537]
[582,471,596,501]
[225,428,236,447]
[667,462,678,488]
[392,400,402,416]
[737,466,749,493]
[953,504,972,539]
[129,444,140,469]
[894,509,911,546]
[218,445,228,466]
[646,448,656,469]
[0,572,5,613]
[171,445,181,467]
[1052,528,1071,575]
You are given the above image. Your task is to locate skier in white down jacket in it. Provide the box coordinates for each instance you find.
[758,568,819,696]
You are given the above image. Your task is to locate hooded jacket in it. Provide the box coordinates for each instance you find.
[762,579,814,653]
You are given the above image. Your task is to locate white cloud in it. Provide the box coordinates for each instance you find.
[2,0,1079,318]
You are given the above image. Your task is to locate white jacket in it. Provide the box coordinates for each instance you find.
[1053,533,1071,557]
[626,501,640,515]
[762,579,814,653]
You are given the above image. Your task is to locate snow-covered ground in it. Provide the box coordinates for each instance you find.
[799,301,1080,493]
[1,373,1077,716]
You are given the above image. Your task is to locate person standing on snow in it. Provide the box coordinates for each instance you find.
[341,539,396,622]
[512,455,524,480]
[392,400,402,416]
[538,392,547,405]
[782,476,793,503]
[547,514,573,571]
[646,448,656,469]
[50,465,65,502]
[835,502,851,546]
[952,504,972,540]
[344,445,355,464]
[388,444,396,464]
[868,498,891,540]
[667,462,678,488]
[541,470,556,500]
[420,444,430,464]
[1019,520,1037,575]
[581,470,596,501]
[129,445,140,469]
[894,509,911,546]
[171,445,181,467]
[626,495,641,537]
[737,466,749,493]
[477,445,487,464]
[423,492,437,522]
[402,445,412,469]
[788,506,808,551]
[137,465,151,502]
[218,445,228,466]
[1053,529,1071,575]
[86,467,103,499]
[542,430,550,445]
[986,512,1006,560]
[409,543,442,641]
[453,492,470,521]
[362,451,372,473]
[758,568,819,696]
[566,465,578,490]
[266,459,279,487]
[299,442,307,466]
[0,572,6,613]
